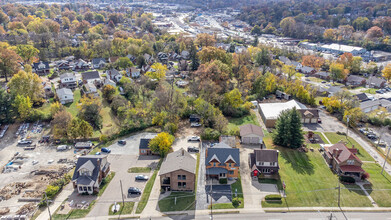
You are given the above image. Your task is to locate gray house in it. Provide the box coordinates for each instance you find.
[250,149,279,176]
[56,88,74,104]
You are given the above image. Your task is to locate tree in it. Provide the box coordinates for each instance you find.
[280,17,296,37]
[189,42,199,71]
[146,63,167,81]
[15,44,39,64]
[8,70,44,104]
[329,62,346,83]
[116,57,133,69]
[102,84,116,102]
[197,46,232,65]
[223,88,243,108]
[382,64,391,82]
[68,118,93,139]
[0,46,22,82]
[343,107,363,127]
[255,48,271,67]
[13,95,32,121]
[282,65,298,81]
[51,110,72,139]
[78,95,102,129]
[195,33,216,47]
[366,26,384,39]
[351,57,363,74]
[272,108,304,149]
[251,25,261,35]
[50,102,64,117]
[148,132,175,157]
[353,17,371,31]
[301,55,325,69]
[0,89,14,123]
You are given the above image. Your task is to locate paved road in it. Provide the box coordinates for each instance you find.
[195,143,207,210]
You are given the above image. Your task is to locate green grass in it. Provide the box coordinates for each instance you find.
[100,94,119,137]
[98,172,116,197]
[363,163,391,207]
[363,88,377,94]
[227,112,259,134]
[135,163,160,214]
[65,89,81,117]
[307,77,324,83]
[324,132,374,162]
[52,200,96,220]
[127,167,152,173]
[158,192,196,212]
[109,202,135,215]
[262,135,372,208]
[210,175,244,209]
[195,153,200,192]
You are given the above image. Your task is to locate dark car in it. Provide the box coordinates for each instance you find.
[128,187,141,194]
[376,90,384,94]
[187,147,199,153]
[101,147,111,153]
[118,140,126,145]
[135,175,149,181]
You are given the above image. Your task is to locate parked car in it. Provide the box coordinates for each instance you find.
[128,187,141,194]
[187,146,199,153]
[101,148,111,153]
[317,118,322,123]
[191,123,202,127]
[376,90,384,94]
[188,136,200,142]
[18,139,32,145]
[321,81,326,84]
[56,145,68,151]
[95,152,101,155]
[118,140,127,145]
[367,134,377,140]
[135,175,149,181]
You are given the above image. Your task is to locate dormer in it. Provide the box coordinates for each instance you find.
[209,154,220,166]
[77,160,95,176]
[225,155,236,167]
[38,62,46,69]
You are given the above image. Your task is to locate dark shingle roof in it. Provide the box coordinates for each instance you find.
[92,58,106,65]
[255,149,278,163]
[72,155,108,183]
[355,93,369,102]
[139,138,151,149]
[206,147,240,167]
[82,71,100,80]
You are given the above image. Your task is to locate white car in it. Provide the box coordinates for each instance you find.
[191,123,202,127]
[188,136,200,142]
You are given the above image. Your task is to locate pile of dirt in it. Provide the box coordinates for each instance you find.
[22,190,42,198]
[16,203,35,215]
[0,182,33,200]
[0,207,10,215]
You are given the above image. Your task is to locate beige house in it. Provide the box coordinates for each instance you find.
[159,149,196,191]
[239,124,264,145]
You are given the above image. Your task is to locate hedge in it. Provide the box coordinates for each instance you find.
[339,176,355,183]
[265,194,282,201]
[219,178,228,184]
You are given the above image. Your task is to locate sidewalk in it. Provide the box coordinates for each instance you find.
[139,171,162,219]
[36,183,74,220]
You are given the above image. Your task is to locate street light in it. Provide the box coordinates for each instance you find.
[346,115,350,138]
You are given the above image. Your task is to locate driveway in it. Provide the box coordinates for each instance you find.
[172,126,201,152]
[205,185,232,204]
[108,132,157,155]
[195,142,207,210]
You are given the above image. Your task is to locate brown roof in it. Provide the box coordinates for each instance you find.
[325,142,362,164]
[255,149,279,163]
[239,124,264,137]
[339,165,365,173]
[299,109,319,118]
[159,148,196,175]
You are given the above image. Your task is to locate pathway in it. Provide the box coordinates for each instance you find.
[356,182,379,208]
[195,143,207,210]
[321,132,331,144]
[36,183,74,220]
[139,170,162,218]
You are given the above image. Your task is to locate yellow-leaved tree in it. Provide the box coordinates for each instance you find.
[145,63,167,81]
[148,132,175,157]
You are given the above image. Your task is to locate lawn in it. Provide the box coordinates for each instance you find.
[227,112,260,134]
[262,135,372,208]
[363,163,391,207]
[323,132,374,162]
[52,200,96,220]
[127,167,151,173]
[65,89,81,117]
[100,96,120,137]
[158,192,196,212]
[98,172,116,196]
[210,175,244,209]
[363,88,377,94]
[109,202,135,215]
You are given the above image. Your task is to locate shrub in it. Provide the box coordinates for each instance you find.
[265,194,282,201]
[99,134,109,143]
[201,128,220,140]
[339,176,355,183]
[219,178,227,184]
[336,131,346,136]
[362,172,370,180]
[232,198,240,208]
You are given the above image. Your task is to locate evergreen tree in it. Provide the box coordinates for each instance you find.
[272,107,304,149]
[189,42,199,71]
[289,108,304,148]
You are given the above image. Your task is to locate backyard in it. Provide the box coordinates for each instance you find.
[227,112,259,134]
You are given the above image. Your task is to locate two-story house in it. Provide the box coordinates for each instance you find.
[323,142,365,179]
[126,67,141,78]
[106,69,122,83]
[159,149,196,191]
[249,149,279,176]
[82,71,101,86]
[205,143,240,180]
[72,155,110,194]
[56,88,74,104]
[60,72,77,89]
[33,61,50,75]
[92,58,107,69]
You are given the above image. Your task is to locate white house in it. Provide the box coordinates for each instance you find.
[239,124,264,145]
[56,88,74,104]
[127,67,141,78]
[60,72,77,89]
[106,69,122,82]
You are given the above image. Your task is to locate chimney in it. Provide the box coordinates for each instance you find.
[333,148,341,158]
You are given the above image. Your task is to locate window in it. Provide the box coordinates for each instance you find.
[229,171,234,175]
[182,175,186,180]
[347,160,355,165]
[88,187,92,191]
[141,150,146,153]
[79,186,83,191]
[83,186,87,191]
[260,162,264,166]
[228,163,232,167]
[178,182,182,187]
[183,182,186,188]
[213,163,216,167]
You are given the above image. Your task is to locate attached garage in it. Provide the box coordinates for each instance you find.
[299,109,320,124]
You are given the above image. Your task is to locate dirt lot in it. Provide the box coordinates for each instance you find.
[172,122,201,154]
[0,123,78,217]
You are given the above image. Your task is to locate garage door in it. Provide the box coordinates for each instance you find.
[304,118,310,123]
[251,137,259,144]
[242,137,251,144]
[310,118,317,123]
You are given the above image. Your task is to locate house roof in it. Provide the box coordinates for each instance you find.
[360,100,381,110]
[159,148,196,175]
[339,165,365,173]
[254,149,278,163]
[355,93,369,102]
[298,109,319,118]
[219,136,236,148]
[239,124,264,137]
[367,76,386,87]
[92,58,106,65]
[300,66,315,73]
[139,138,151,149]
[56,88,73,97]
[347,75,365,83]
[72,155,108,183]
[206,146,240,166]
[259,100,307,120]
[60,72,75,80]
[33,61,50,70]
[316,71,330,77]
[82,71,100,80]
[107,69,121,76]
[109,57,119,63]
[325,142,362,164]
[75,142,92,148]
[77,160,95,172]
[76,176,95,185]
[207,167,228,175]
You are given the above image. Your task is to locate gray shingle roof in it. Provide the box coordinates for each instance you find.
[56,88,73,97]
[206,147,240,167]
[82,71,100,80]
[239,124,264,137]
[255,149,278,163]
[72,155,109,184]
[207,167,228,175]
[159,149,196,175]
[60,72,75,80]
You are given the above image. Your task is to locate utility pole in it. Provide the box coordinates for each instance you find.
[44,191,52,220]
[120,180,125,207]
[382,146,391,175]
[337,182,341,207]
[346,115,350,138]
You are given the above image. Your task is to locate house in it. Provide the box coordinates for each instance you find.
[360,98,391,113]
[258,100,307,128]
[205,143,240,180]
[108,57,119,64]
[82,83,98,96]
[239,124,264,145]
[72,59,90,71]
[219,136,237,148]
[346,75,366,86]
[298,109,320,124]
[126,67,140,78]
[175,80,189,88]
[276,90,291,100]
[314,71,330,80]
[72,155,110,194]
[82,71,101,85]
[126,54,136,63]
[103,78,116,87]
[367,76,387,88]
[92,58,106,69]
[56,88,73,104]
[249,149,279,176]
[181,50,190,60]
[355,93,369,102]
[75,142,93,150]
[139,135,157,155]
[318,44,367,56]
[144,53,154,65]
[297,66,316,75]
[157,52,169,64]
[60,72,77,89]
[33,61,50,75]
[323,142,365,179]
[57,60,71,70]
[159,149,196,191]
[106,69,122,83]
[178,60,189,71]
[42,81,54,98]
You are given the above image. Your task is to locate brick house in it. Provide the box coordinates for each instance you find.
[249,149,279,176]
[139,135,158,155]
[159,149,196,191]
[72,155,110,194]
[323,142,365,179]
[205,143,240,180]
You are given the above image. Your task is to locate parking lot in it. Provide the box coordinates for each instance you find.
[108,132,158,155]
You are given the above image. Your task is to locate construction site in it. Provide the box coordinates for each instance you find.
[0,123,78,219]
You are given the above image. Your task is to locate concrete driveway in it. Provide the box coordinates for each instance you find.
[108,132,157,155]
[196,143,207,210]
[205,185,232,204]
